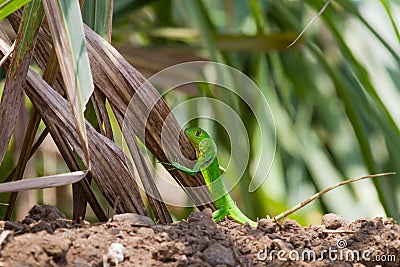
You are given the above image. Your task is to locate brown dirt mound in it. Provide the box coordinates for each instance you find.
[0,206,399,266]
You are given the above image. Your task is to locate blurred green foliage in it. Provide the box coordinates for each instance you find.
[112,0,400,224]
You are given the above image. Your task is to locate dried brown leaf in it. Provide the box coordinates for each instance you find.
[114,110,172,224]
[24,68,147,215]
[84,26,214,209]
[4,12,214,215]
[0,171,86,194]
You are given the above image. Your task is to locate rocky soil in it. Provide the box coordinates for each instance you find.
[0,205,399,266]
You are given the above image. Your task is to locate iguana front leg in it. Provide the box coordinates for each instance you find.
[165,161,201,176]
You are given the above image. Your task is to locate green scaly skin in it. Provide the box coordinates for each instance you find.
[170,127,257,227]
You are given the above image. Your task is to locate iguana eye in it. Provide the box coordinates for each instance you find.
[195,130,202,137]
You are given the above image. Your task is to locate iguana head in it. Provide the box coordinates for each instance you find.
[184,127,216,167]
[184,127,211,148]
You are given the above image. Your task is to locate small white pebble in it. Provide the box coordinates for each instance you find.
[108,243,125,263]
